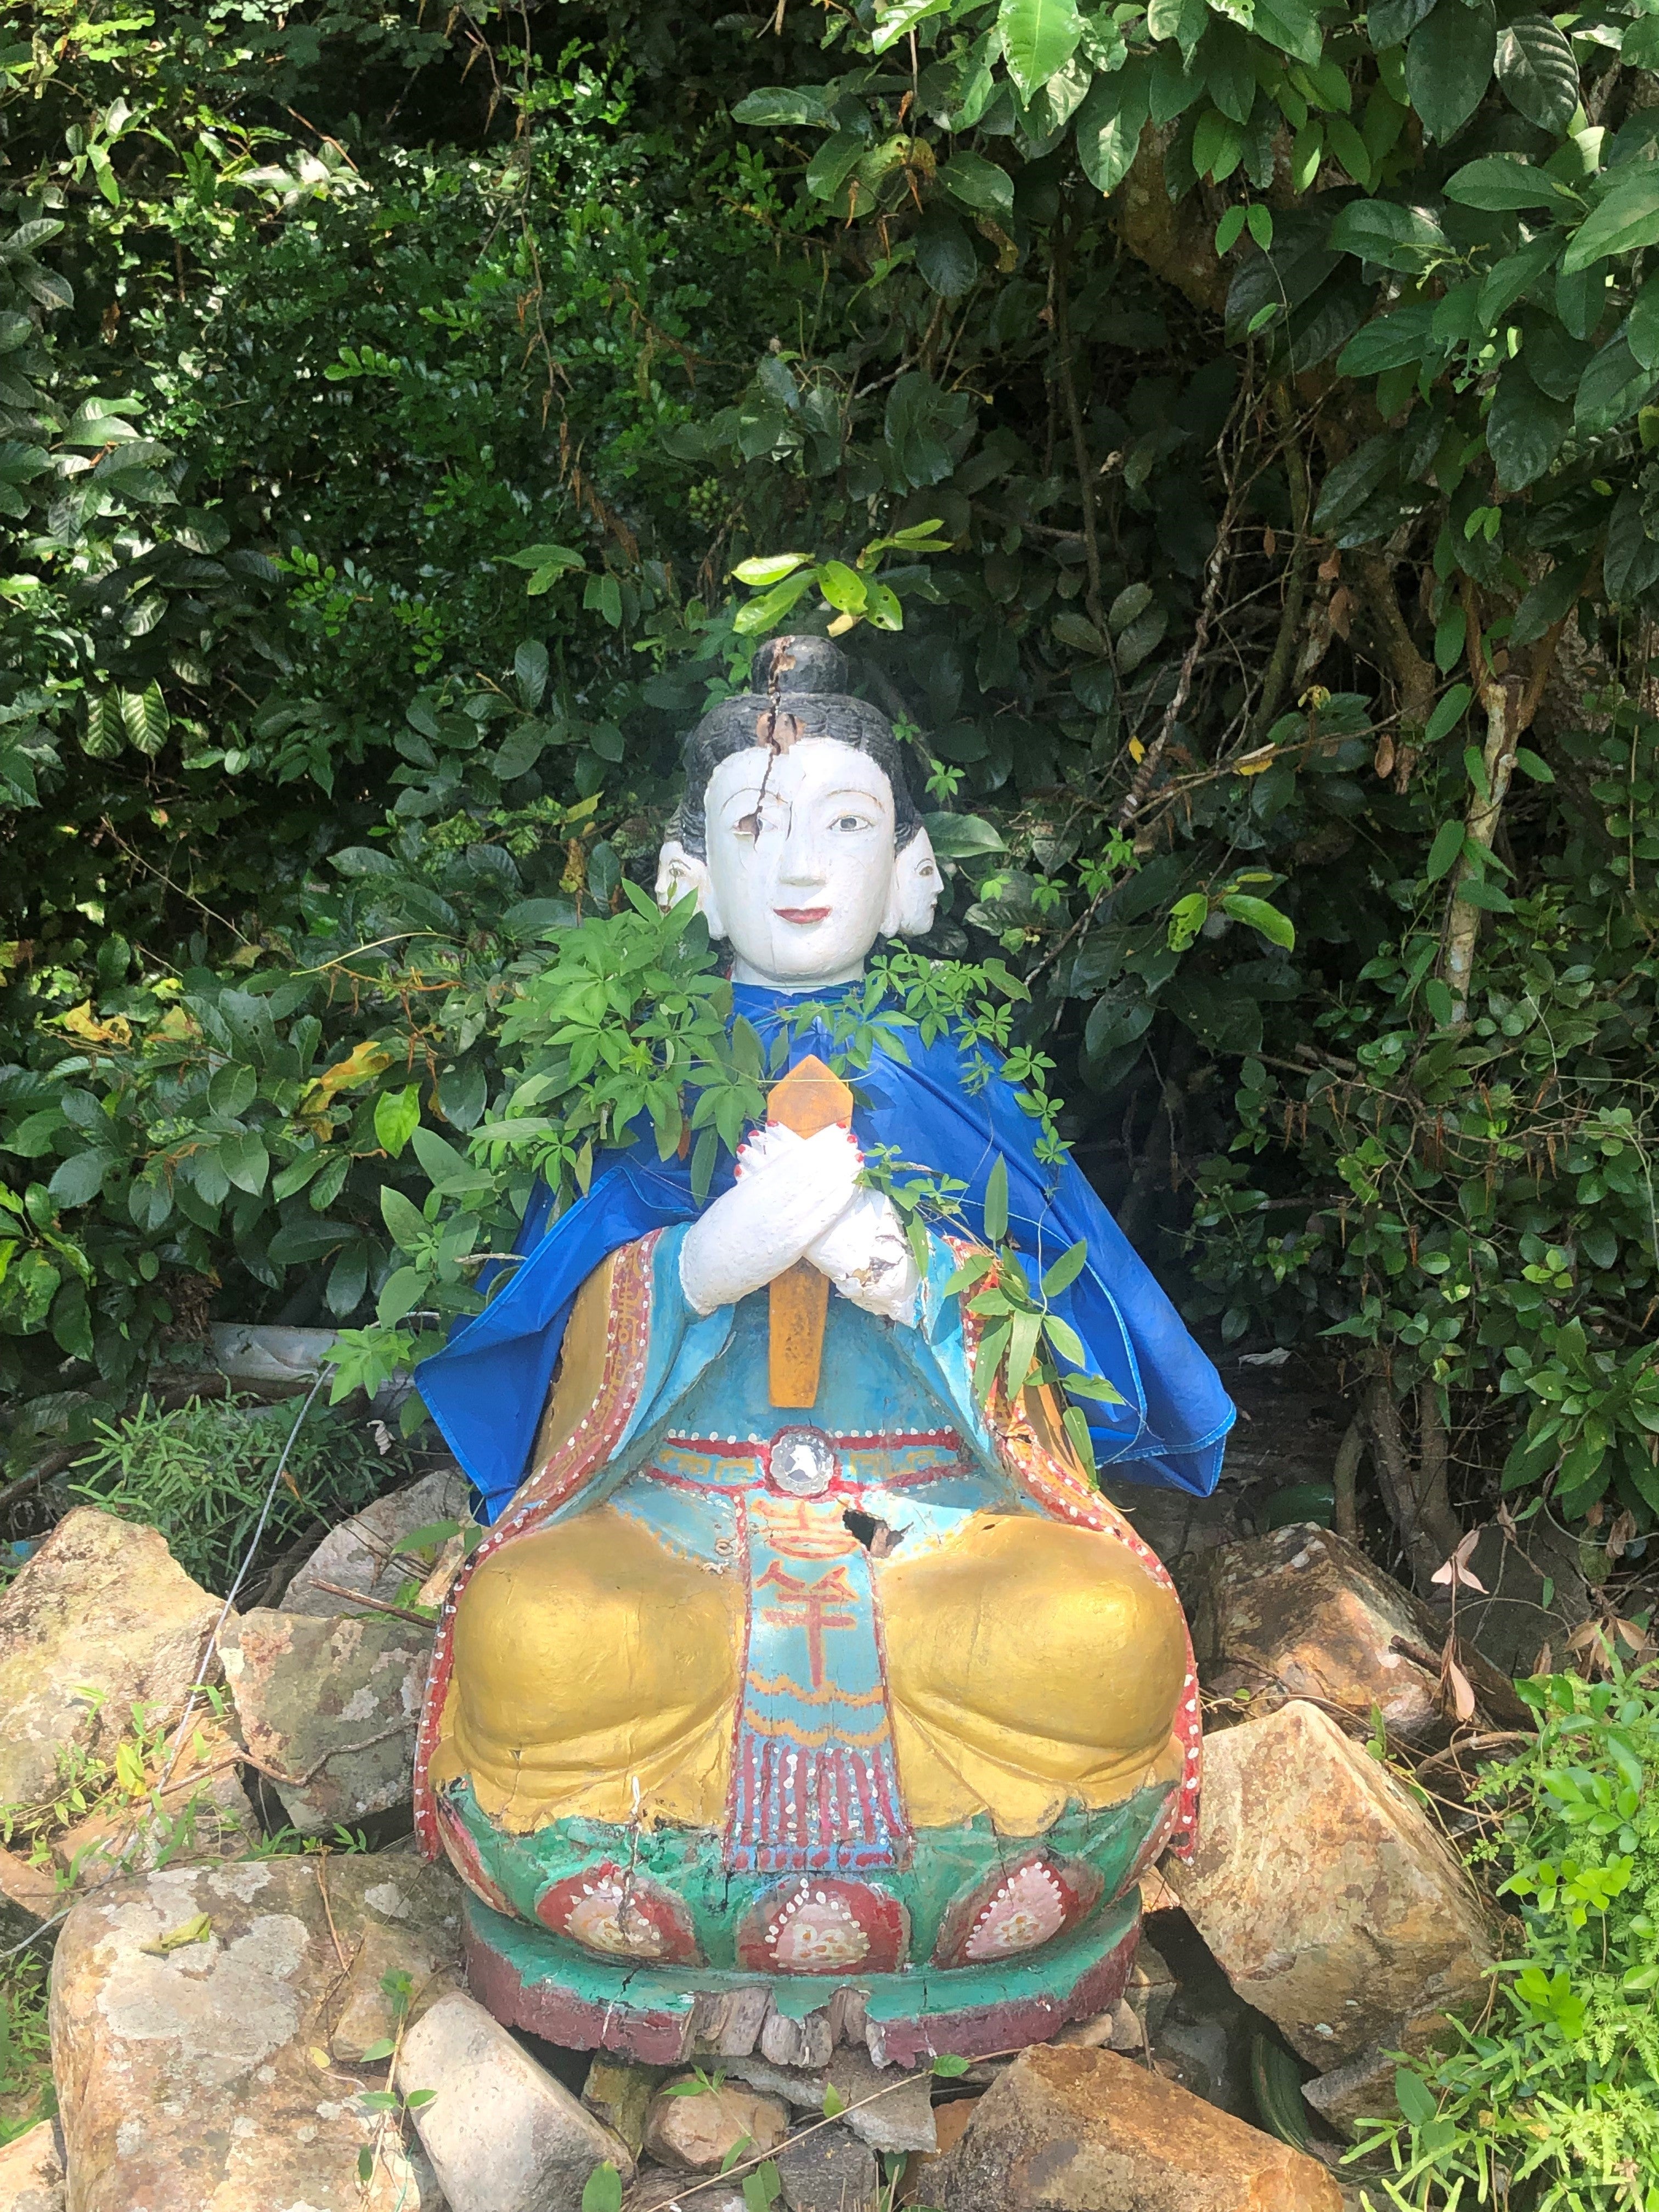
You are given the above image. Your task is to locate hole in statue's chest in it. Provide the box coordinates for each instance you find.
[842,1508,906,1557]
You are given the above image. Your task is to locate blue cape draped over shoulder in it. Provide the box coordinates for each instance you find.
[416,981,1236,1520]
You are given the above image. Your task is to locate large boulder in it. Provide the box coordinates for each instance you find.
[1187,1524,1523,1747]
[282,1466,473,1618]
[924,2044,1341,2210]
[1164,1700,1496,2070]
[0,1509,222,1810]
[398,1987,633,2212]
[218,1607,430,1836]
[49,1852,460,2210]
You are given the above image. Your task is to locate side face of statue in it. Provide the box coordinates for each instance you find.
[418,643,1199,2057]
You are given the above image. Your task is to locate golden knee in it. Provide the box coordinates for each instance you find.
[879,1513,1188,1830]
[433,1508,740,1830]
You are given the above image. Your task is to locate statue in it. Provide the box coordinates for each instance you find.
[410,637,1235,2066]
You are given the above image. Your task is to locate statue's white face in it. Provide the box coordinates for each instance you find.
[656,736,941,989]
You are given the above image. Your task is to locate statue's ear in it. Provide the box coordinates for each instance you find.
[656,840,725,938]
[883,827,944,938]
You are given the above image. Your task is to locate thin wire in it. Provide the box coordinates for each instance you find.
[157,1368,330,1793]
[0,1370,331,1961]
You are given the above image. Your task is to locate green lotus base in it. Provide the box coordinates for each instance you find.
[462,1884,1146,2069]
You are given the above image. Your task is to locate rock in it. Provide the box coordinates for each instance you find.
[49,1853,456,2210]
[0,1848,58,1950]
[926,2044,1341,2211]
[324,1850,466,2063]
[724,2047,934,2154]
[826,2049,934,2156]
[642,2076,788,2173]
[1058,1935,1175,2056]
[283,1467,474,1618]
[896,2097,978,2207]
[0,2118,64,2212]
[774,2123,879,2212]
[219,1606,430,1836]
[399,1988,632,2210]
[626,2179,744,2212]
[1302,2040,1417,2139]
[0,1508,222,1809]
[1164,1700,1496,2067]
[583,2057,664,2160]
[1457,1514,1594,1678]
[1187,1524,1524,1748]
[50,1718,254,1886]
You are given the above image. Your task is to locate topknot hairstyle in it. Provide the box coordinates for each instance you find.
[673,635,924,860]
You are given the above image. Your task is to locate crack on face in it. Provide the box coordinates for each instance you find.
[735,644,800,836]
[843,1509,907,1559]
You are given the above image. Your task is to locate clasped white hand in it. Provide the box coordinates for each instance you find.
[679,1123,920,1324]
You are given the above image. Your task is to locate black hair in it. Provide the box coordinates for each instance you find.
[673,635,923,860]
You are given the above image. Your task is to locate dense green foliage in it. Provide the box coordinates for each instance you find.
[1362,1662,1659,2211]
[70,1393,402,1592]
[4,0,1659,1593]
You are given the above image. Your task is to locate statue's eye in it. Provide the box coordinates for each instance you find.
[832,811,871,832]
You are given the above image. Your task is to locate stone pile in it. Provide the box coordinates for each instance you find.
[0,1480,1521,2211]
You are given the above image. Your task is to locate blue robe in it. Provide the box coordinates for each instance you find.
[416,981,1235,1519]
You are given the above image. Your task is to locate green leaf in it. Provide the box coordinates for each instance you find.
[82,692,125,760]
[1477,233,1561,329]
[1335,302,1437,375]
[1368,0,1436,46]
[817,560,867,615]
[914,208,979,298]
[1406,0,1495,143]
[48,1148,111,1207]
[1327,199,1451,274]
[1514,747,1554,782]
[374,1083,422,1159]
[1604,487,1659,605]
[822,2085,847,2118]
[925,811,1006,859]
[1575,337,1658,437]
[1426,817,1466,879]
[513,639,549,710]
[938,151,1014,217]
[1394,2068,1438,2128]
[731,87,831,127]
[1629,274,1659,370]
[1251,0,1323,64]
[1312,435,1394,532]
[120,681,170,758]
[1147,0,1206,60]
[1220,893,1296,950]
[1425,682,1473,745]
[1443,156,1568,212]
[208,1062,258,1118]
[805,132,865,204]
[1494,14,1578,131]
[983,1154,1009,1245]
[1563,166,1659,275]
[1487,362,1571,491]
[1077,59,1153,194]
[381,1186,429,1251]
[1042,1238,1090,1296]
[1192,109,1245,183]
[732,552,811,586]
[582,2165,625,2212]
[932,2053,970,2078]
[999,0,1082,93]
